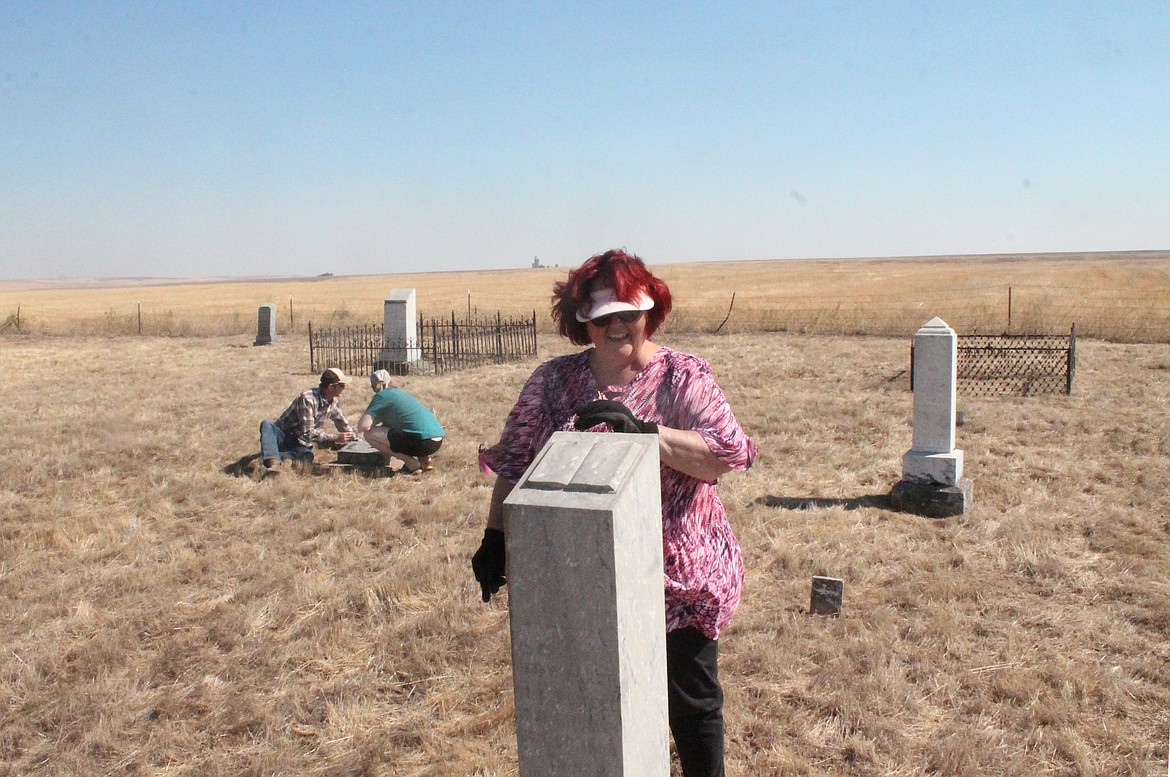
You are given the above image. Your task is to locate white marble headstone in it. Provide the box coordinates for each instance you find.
[504,431,669,777]
[380,288,420,365]
[903,317,963,485]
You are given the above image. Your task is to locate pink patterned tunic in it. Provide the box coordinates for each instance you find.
[481,346,758,639]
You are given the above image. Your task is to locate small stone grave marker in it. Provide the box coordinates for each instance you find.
[810,576,844,615]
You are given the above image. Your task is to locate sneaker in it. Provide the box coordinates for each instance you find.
[418,456,433,473]
[264,459,283,477]
[397,454,423,474]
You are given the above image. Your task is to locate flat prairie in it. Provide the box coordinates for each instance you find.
[3,250,1170,340]
[1,254,1168,775]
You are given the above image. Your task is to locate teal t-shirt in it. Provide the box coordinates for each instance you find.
[364,388,444,438]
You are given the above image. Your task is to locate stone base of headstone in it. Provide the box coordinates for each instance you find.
[889,476,973,518]
[902,449,963,486]
[373,357,428,376]
[335,440,389,469]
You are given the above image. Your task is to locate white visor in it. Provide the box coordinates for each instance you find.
[575,288,655,322]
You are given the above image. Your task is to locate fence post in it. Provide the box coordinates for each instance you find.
[496,311,504,362]
[1067,323,1076,395]
[1006,286,1012,334]
[308,321,315,372]
[451,311,459,366]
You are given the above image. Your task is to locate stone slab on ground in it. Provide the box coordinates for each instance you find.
[336,440,389,469]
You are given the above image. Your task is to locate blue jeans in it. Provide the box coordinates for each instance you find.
[259,420,314,464]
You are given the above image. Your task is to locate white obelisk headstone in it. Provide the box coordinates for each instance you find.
[893,317,973,516]
[504,431,669,777]
[903,317,963,484]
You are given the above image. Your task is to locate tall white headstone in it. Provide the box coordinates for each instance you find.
[893,317,973,517]
[379,288,420,368]
[903,317,963,485]
[504,431,669,777]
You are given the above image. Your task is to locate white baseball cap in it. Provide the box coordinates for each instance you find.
[370,369,393,389]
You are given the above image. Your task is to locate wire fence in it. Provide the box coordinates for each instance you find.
[308,312,538,376]
[666,284,1170,343]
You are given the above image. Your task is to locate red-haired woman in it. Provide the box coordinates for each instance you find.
[473,248,757,777]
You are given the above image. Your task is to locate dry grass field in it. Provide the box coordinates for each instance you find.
[2,256,1169,775]
[3,250,1170,342]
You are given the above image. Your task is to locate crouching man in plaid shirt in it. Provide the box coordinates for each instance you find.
[259,367,356,476]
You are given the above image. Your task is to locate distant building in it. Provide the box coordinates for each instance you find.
[531,256,542,269]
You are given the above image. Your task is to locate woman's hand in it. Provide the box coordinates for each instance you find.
[573,400,658,434]
[472,528,507,602]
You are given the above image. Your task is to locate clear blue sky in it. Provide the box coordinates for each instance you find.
[3,2,1168,279]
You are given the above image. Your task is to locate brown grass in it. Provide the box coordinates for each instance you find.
[1,262,1169,775]
[3,250,1170,341]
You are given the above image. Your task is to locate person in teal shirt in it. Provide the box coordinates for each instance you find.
[358,370,445,473]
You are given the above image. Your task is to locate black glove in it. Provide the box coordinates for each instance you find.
[573,400,659,434]
[471,528,507,602]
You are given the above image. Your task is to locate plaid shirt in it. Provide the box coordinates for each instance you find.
[275,387,354,447]
[481,346,757,639]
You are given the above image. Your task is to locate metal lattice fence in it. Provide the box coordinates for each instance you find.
[956,328,1076,396]
[308,312,537,376]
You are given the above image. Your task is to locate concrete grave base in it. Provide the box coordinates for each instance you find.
[889,476,973,519]
[335,440,386,467]
[333,439,411,475]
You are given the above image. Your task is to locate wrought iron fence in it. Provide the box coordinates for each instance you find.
[308,312,537,376]
[913,327,1076,396]
[422,311,538,374]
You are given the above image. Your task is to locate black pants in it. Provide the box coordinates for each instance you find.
[385,430,443,458]
[667,627,724,777]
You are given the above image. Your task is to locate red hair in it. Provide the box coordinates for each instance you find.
[552,249,673,346]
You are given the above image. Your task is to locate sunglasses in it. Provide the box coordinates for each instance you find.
[587,310,644,327]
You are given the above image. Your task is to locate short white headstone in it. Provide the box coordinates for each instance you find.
[504,431,669,777]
